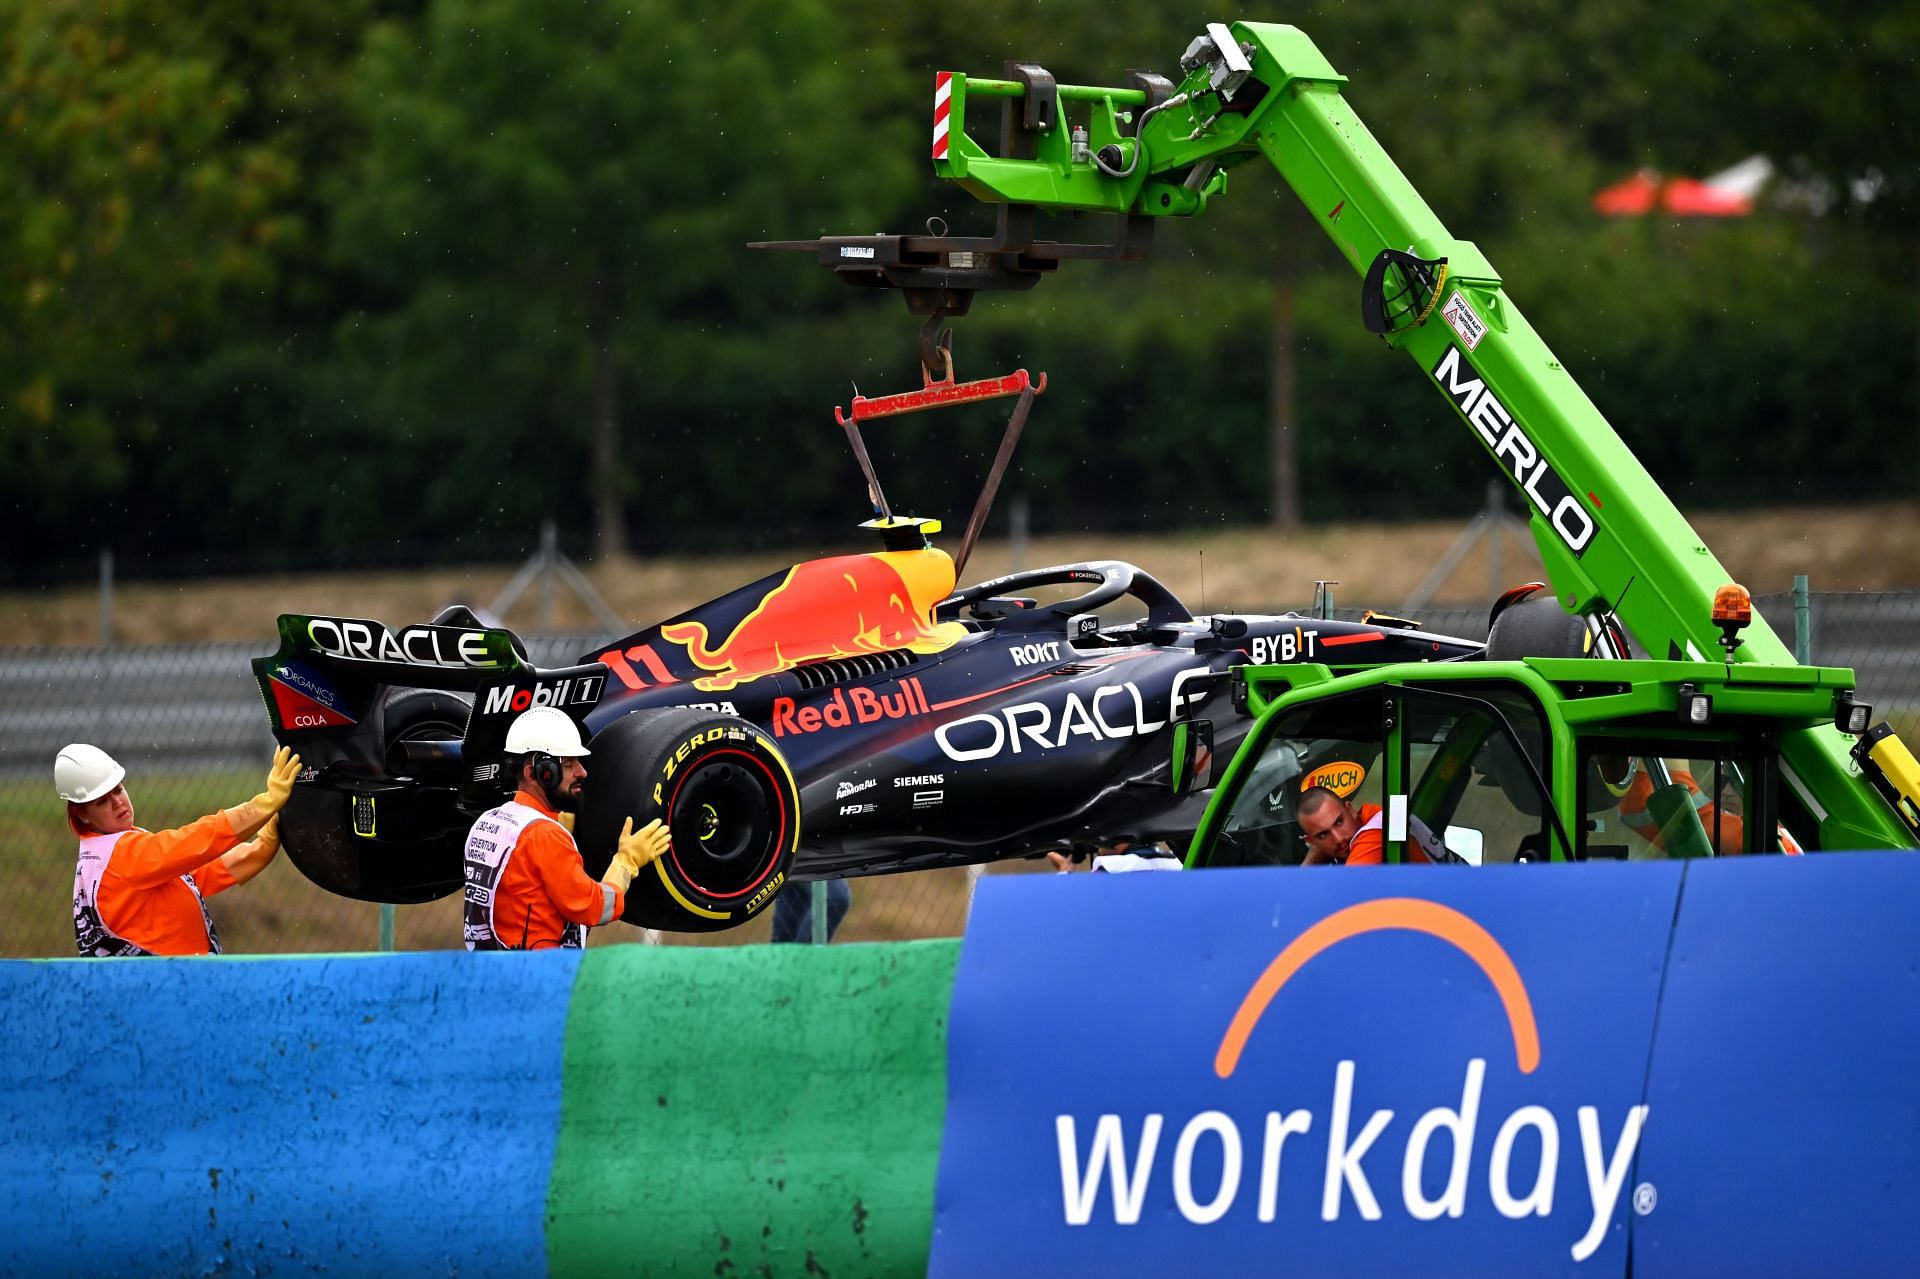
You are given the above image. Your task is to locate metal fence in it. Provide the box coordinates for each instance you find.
[4,593,1916,958]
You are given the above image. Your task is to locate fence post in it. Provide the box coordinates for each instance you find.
[98,549,113,648]
[379,903,395,952]
[93,550,115,743]
[539,519,558,633]
[810,882,828,944]
[1794,574,1811,665]
[1009,495,1029,574]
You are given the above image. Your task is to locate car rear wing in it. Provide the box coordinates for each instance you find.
[251,609,611,809]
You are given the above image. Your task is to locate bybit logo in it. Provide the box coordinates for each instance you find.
[1053,899,1648,1262]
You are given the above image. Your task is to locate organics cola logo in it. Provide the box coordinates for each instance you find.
[1054,899,1648,1262]
[267,659,357,730]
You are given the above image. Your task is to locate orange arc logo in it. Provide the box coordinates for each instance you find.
[1214,898,1541,1079]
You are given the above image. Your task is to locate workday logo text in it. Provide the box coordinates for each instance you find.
[1052,899,1648,1262]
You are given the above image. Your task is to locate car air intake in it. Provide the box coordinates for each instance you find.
[789,649,919,692]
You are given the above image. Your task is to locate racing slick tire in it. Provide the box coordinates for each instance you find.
[1486,595,1589,662]
[576,708,800,933]
[280,688,473,904]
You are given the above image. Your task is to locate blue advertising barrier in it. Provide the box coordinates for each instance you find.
[931,856,1920,1278]
[1630,854,1920,1276]
[0,950,579,1279]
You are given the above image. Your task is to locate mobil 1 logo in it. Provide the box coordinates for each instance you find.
[1431,346,1595,557]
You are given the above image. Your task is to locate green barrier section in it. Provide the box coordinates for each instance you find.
[548,939,959,1277]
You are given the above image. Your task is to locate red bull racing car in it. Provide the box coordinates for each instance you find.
[251,518,1479,933]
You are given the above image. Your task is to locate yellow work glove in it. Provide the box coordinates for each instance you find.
[601,817,671,893]
[619,816,671,870]
[251,746,302,814]
[225,747,301,838]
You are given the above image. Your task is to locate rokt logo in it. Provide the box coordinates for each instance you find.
[1053,899,1648,1262]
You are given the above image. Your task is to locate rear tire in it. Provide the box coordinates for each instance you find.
[279,688,473,903]
[576,708,799,933]
[1486,596,1590,661]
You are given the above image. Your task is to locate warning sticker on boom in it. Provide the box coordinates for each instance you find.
[1440,290,1489,351]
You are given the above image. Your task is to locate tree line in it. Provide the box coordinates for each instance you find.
[2,0,1913,584]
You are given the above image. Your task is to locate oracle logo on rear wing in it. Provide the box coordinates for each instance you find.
[296,616,519,670]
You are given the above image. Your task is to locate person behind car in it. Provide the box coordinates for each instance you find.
[1597,755,1758,856]
[1046,838,1184,873]
[463,706,671,950]
[60,742,299,956]
[770,878,853,943]
[1294,785,1448,866]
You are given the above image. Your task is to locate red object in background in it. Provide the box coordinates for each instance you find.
[1593,169,1754,217]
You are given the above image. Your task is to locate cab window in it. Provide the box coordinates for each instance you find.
[1401,687,1553,864]
[1579,740,1783,858]
[1210,691,1385,867]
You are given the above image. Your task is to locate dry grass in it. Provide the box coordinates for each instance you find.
[0,768,1033,957]
[6,502,1917,648]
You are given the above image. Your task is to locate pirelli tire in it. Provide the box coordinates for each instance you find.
[280,688,473,904]
[1486,595,1591,662]
[576,708,800,933]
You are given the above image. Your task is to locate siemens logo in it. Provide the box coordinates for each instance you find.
[1431,346,1594,557]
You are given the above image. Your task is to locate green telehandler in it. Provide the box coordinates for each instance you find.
[760,20,1920,862]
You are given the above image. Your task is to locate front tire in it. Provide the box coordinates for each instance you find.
[576,709,800,933]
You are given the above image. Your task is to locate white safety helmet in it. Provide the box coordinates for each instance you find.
[503,706,591,758]
[55,743,126,804]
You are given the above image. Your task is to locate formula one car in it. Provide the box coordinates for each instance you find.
[250,518,1481,932]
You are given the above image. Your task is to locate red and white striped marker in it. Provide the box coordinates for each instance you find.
[932,71,952,160]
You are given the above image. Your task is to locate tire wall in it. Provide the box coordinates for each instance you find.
[0,942,958,1279]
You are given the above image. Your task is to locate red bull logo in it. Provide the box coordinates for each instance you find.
[661,551,962,692]
[1053,899,1648,1262]
[772,678,931,737]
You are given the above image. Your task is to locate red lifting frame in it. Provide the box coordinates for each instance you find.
[832,356,1047,579]
[835,366,1046,425]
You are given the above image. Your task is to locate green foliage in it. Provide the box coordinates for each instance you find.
[0,0,380,568]
[0,0,1913,581]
